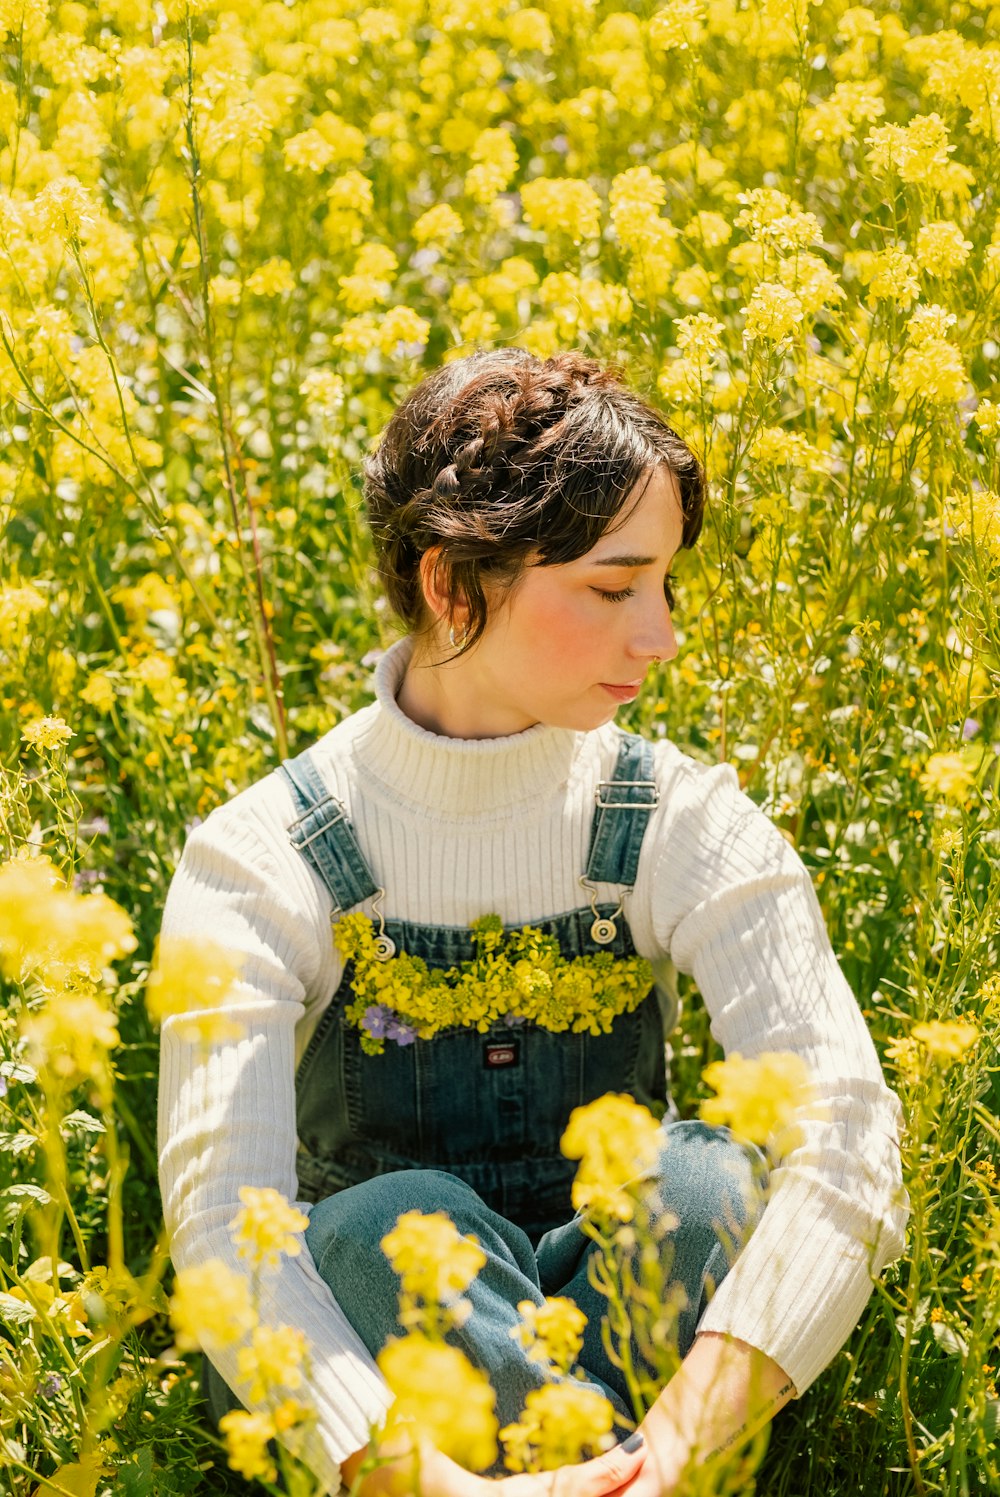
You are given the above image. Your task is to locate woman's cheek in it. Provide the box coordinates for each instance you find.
[521,593,595,668]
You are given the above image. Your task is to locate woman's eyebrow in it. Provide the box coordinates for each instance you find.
[591,553,657,567]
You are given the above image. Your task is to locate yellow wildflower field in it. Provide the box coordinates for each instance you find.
[0,0,998,1492]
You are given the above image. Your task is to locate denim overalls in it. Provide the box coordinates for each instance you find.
[279,729,669,1243]
[201,730,767,1442]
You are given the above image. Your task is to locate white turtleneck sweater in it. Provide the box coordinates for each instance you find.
[157,635,907,1491]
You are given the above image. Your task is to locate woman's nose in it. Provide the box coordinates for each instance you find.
[633,597,678,664]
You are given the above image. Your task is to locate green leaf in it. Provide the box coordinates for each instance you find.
[0,1182,52,1227]
[0,1131,37,1155]
[0,1290,37,1324]
[117,1446,154,1497]
[0,1060,37,1085]
[60,1110,106,1137]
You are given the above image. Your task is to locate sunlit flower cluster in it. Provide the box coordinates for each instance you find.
[560,1092,662,1223]
[333,912,653,1054]
[699,1051,817,1149]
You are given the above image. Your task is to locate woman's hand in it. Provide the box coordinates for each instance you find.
[341,1432,646,1497]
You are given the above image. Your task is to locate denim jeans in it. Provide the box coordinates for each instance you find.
[301,1120,766,1433]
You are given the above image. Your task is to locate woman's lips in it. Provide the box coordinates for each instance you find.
[600,682,642,702]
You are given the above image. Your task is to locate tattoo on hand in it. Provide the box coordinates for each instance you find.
[704,1381,795,1462]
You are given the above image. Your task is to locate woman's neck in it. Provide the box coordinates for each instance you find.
[395,643,539,741]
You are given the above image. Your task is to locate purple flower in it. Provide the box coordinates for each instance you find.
[73,870,104,892]
[962,718,980,740]
[40,1373,64,1398]
[386,1019,417,1047]
[362,1005,391,1039]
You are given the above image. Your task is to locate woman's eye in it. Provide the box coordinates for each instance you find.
[595,587,635,603]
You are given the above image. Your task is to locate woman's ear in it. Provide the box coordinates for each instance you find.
[418,546,467,633]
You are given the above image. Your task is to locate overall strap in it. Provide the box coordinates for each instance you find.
[583,731,659,888]
[277,749,379,914]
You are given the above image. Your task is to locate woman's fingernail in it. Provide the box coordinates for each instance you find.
[621,1433,644,1453]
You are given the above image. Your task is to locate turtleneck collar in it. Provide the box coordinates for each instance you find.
[348,635,588,819]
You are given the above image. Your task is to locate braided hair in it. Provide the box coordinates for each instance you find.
[362,347,705,661]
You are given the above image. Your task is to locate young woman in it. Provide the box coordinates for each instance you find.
[157,348,907,1496]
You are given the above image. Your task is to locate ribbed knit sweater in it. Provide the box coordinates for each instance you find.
[157,634,908,1491]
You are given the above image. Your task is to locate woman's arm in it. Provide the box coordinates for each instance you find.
[628,1333,794,1495]
[157,796,393,1488]
[634,749,909,1399]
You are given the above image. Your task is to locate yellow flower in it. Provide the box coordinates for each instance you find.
[381,1210,486,1305]
[506,7,553,53]
[22,986,120,1085]
[560,1093,662,1222]
[208,275,242,309]
[892,339,968,405]
[328,170,374,215]
[30,176,95,241]
[911,1019,978,1062]
[283,127,336,172]
[80,672,116,713]
[699,1051,815,1148]
[0,856,136,985]
[414,204,464,246]
[230,1186,309,1272]
[499,1383,615,1472]
[375,305,430,357]
[884,1034,922,1086]
[145,934,245,1043]
[378,1333,498,1471]
[520,178,602,243]
[674,312,724,364]
[219,1410,277,1484]
[246,258,295,297]
[915,221,973,276]
[21,715,74,752]
[511,1297,587,1374]
[649,0,707,53]
[169,1259,255,1352]
[0,583,47,649]
[741,282,802,344]
[299,369,345,413]
[681,210,731,249]
[865,113,967,191]
[974,399,1000,436]
[946,489,1000,565]
[918,752,976,804]
[237,1322,307,1402]
[854,247,920,308]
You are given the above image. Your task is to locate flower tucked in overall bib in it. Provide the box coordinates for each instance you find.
[332,912,655,1055]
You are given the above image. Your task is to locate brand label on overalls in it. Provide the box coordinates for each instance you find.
[483,1039,520,1069]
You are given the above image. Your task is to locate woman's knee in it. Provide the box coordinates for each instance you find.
[304,1168,485,1284]
[647,1119,768,1268]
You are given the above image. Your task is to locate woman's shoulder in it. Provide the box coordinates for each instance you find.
[193,699,381,846]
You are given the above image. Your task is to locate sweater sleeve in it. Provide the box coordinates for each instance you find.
[156,803,392,1488]
[647,753,908,1395]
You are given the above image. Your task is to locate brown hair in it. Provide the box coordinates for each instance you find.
[362,347,705,659]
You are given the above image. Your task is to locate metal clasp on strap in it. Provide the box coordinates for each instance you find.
[594,779,659,810]
[287,792,348,849]
[369,887,396,961]
[579,875,627,945]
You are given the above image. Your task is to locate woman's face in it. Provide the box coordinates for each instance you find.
[433,464,684,737]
